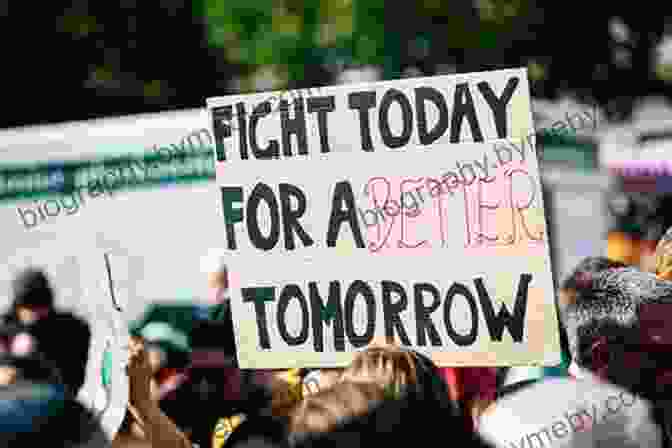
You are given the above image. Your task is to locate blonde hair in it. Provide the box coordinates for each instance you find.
[339,345,417,395]
[268,369,304,417]
[656,235,672,281]
[288,381,385,437]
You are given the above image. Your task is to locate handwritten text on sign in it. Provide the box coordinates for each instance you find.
[207,68,560,368]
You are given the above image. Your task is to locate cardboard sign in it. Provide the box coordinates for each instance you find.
[206,68,560,368]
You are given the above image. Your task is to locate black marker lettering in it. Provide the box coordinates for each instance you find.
[309,281,345,352]
[280,98,308,157]
[279,183,314,250]
[326,181,366,248]
[415,87,448,145]
[249,101,280,159]
[379,89,413,149]
[443,282,478,346]
[381,281,411,345]
[414,283,443,346]
[308,96,336,153]
[474,274,531,342]
[344,280,376,348]
[276,284,310,346]
[246,183,280,251]
[451,83,483,143]
[242,286,276,349]
[348,91,377,152]
[477,77,520,139]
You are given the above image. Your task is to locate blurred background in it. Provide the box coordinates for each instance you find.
[3,0,672,127]
[3,3,672,445]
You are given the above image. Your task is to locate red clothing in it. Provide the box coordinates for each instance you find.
[439,367,497,402]
[438,367,498,430]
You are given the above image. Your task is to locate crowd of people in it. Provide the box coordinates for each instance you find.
[5,228,672,447]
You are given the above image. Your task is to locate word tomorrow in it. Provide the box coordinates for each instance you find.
[241,273,531,351]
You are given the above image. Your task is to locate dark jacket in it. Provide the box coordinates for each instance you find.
[6,311,92,395]
[410,351,462,419]
[0,381,109,447]
[293,391,489,448]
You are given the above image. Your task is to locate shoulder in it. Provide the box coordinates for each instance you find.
[480,378,661,448]
[47,312,91,337]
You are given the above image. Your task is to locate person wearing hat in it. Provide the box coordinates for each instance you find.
[1,267,91,398]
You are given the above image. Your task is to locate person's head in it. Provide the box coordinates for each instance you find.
[562,267,672,401]
[290,378,485,448]
[201,249,229,304]
[656,226,672,281]
[11,268,54,324]
[558,257,628,310]
[288,381,385,439]
[338,345,417,397]
[137,322,190,373]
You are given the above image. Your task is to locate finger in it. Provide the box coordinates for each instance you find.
[135,348,146,364]
[129,336,144,352]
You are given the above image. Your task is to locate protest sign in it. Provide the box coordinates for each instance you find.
[206,68,560,368]
[0,232,128,438]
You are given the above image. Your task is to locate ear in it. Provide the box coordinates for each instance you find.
[590,336,610,377]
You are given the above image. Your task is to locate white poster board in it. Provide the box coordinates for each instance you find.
[207,68,560,368]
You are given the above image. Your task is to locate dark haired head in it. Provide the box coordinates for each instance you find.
[560,257,627,293]
[561,267,672,401]
[11,268,54,309]
[290,387,488,448]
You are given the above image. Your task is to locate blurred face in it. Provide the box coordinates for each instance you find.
[15,305,49,325]
[0,366,17,386]
[207,271,229,304]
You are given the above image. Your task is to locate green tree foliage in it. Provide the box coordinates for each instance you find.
[2,0,672,129]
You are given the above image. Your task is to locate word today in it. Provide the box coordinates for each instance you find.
[212,77,520,162]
